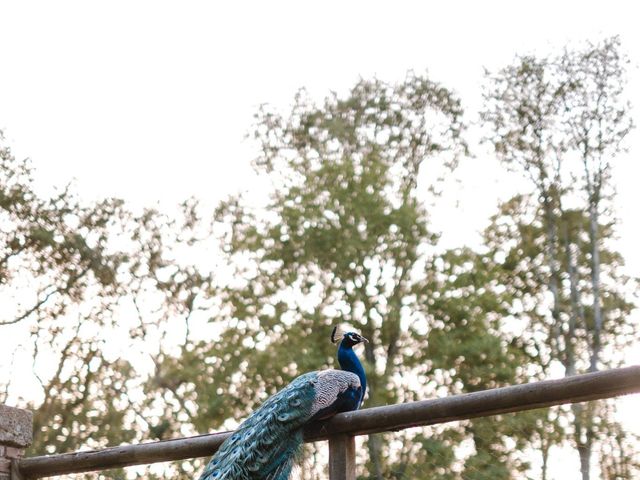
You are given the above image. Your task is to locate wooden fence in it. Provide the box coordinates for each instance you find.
[2,365,640,479]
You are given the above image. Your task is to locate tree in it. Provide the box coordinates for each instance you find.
[482,38,635,479]
[0,132,215,476]
[420,247,547,479]
[482,195,636,478]
[150,72,467,478]
[3,37,635,480]
[557,37,634,373]
[156,72,566,479]
[152,72,582,479]
[1,133,127,330]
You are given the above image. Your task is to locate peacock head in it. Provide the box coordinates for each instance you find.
[331,326,368,349]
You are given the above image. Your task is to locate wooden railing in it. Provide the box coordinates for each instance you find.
[4,366,640,479]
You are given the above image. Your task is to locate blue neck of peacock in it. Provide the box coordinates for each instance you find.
[337,341,367,403]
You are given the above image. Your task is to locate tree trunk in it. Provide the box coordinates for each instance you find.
[554,206,596,480]
[361,338,384,480]
[367,434,384,480]
[588,203,602,373]
[578,441,592,480]
[562,220,585,377]
[541,438,549,480]
[573,403,594,480]
[542,196,563,360]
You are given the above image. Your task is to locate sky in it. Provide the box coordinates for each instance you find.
[1,1,639,260]
[1,1,639,478]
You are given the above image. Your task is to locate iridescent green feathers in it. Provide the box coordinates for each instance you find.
[198,329,367,480]
[199,370,361,480]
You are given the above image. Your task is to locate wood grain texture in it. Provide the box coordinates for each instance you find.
[19,431,231,478]
[305,364,640,440]
[328,435,355,480]
[19,365,640,478]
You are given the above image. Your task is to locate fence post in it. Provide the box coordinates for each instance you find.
[328,434,355,480]
[0,405,33,480]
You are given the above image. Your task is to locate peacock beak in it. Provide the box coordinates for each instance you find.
[360,336,369,344]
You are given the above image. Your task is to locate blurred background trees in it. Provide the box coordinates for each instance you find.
[482,37,636,480]
[0,37,637,479]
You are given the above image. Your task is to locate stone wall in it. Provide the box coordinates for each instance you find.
[0,405,32,480]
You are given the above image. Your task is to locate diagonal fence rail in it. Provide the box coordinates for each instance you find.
[14,365,640,479]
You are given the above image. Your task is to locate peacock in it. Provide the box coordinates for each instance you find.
[198,327,368,480]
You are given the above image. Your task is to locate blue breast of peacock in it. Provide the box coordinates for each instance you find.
[198,329,367,480]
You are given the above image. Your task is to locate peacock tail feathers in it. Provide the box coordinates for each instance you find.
[199,370,360,480]
[197,328,367,480]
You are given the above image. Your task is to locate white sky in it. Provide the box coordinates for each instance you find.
[1,0,639,261]
[1,2,639,478]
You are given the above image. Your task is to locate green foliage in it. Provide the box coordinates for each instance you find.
[0,37,636,480]
[147,73,557,479]
[1,140,128,327]
[482,37,637,479]
[0,133,216,465]
[384,428,463,480]
[135,73,474,478]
